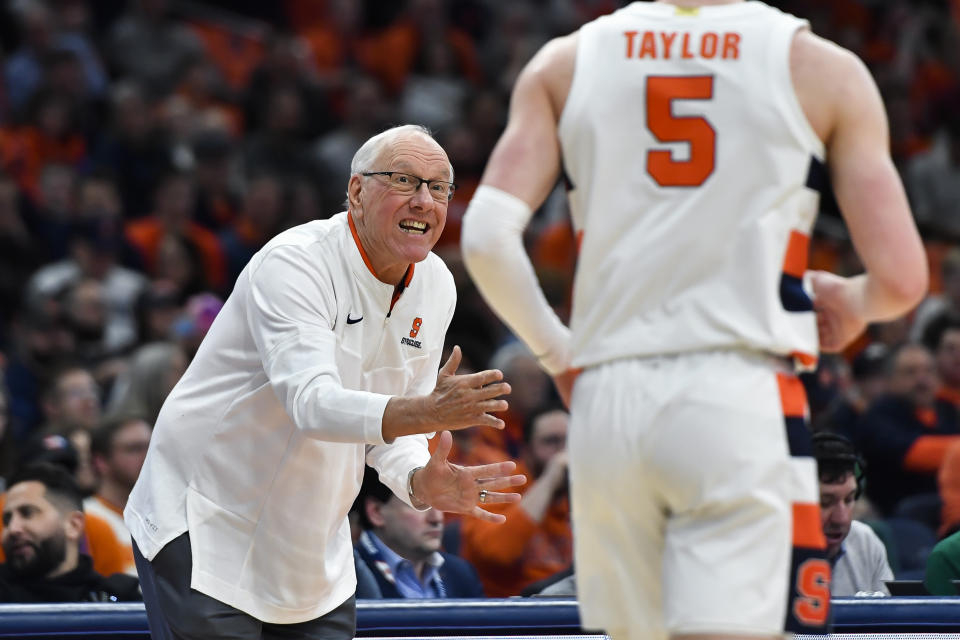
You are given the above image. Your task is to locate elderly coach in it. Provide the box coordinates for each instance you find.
[125,124,522,640]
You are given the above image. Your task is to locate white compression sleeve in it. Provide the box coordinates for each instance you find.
[461,185,572,374]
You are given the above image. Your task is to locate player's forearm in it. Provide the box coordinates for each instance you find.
[855,269,927,323]
[461,186,571,374]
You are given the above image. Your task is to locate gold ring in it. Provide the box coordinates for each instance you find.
[479,489,488,504]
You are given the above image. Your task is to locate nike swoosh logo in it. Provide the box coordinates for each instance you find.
[346,313,363,325]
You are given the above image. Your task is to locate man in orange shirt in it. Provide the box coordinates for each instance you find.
[85,415,152,576]
[461,405,572,596]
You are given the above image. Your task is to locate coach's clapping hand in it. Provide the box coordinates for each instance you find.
[381,346,512,442]
[410,430,526,523]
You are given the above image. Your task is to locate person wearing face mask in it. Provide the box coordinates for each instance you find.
[0,462,141,602]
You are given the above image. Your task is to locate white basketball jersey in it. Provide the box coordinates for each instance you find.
[559,1,824,369]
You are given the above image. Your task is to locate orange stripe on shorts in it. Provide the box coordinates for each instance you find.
[793,503,827,549]
[777,372,807,419]
[782,230,810,279]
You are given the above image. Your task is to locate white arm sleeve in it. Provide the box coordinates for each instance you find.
[461,185,572,374]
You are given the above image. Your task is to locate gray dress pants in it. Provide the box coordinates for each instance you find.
[133,533,356,640]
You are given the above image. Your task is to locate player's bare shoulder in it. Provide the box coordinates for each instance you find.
[522,32,579,119]
[790,29,879,145]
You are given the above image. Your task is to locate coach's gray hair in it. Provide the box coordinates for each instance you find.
[345,125,454,207]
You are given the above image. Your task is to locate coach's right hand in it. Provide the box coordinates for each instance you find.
[381,346,511,442]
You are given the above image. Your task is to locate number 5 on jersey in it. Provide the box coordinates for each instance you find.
[646,75,716,187]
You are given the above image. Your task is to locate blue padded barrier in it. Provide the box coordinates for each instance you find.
[2,598,960,638]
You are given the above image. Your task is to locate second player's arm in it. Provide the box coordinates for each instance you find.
[461,35,577,376]
[800,33,927,350]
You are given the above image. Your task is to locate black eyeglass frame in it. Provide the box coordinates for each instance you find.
[361,171,457,201]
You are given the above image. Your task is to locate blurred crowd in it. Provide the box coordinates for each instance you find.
[0,0,958,600]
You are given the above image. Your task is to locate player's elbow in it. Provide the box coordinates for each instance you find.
[875,257,928,316]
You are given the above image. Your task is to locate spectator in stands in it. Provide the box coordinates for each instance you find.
[4,0,107,114]
[813,432,893,596]
[124,168,226,292]
[105,342,186,425]
[106,0,204,97]
[26,209,148,355]
[815,344,890,439]
[190,129,240,231]
[242,33,334,141]
[477,342,551,459]
[3,301,75,441]
[923,313,960,408]
[355,467,484,598]
[0,462,140,602]
[60,278,128,386]
[85,415,152,576]
[313,75,392,211]
[37,364,100,439]
[241,84,315,180]
[24,163,78,262]
[31,364,102,497]
[1,433,138,578]
[133,279,181,345]
[89,82,168,218]
[218,172,286,285]
[853,342,960,517]
[461,405,572,597]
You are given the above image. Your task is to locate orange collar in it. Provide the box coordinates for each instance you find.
[347,212,415,310]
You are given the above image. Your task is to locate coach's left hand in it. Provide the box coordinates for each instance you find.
[410,431,526,523]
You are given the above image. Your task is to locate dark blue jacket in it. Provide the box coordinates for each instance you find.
[355,536,484,599]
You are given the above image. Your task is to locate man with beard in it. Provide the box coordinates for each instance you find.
[813,432,892,595]
[0,462,141,602]
[853,342,960,516]
[461,405,572,596]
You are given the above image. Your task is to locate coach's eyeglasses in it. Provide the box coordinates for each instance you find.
[362,171,456,202]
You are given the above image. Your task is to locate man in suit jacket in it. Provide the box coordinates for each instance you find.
[355,466,483,598]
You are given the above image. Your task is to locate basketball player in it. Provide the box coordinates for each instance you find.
[461,2,927,639]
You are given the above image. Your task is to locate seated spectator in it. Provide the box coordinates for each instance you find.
[218,172,286,286]
[813,432,893,596]
[461,405,572,597]
[853,342,960,517]
[815,345,889,438]
[4,301,76,441]
[0,434,134,577]
[924,313,960,408]
[925,528,960,595]
[0,463,140,602]
[26,205,148,354]
[473,342,551,459]
[84,415,152,576]
[355,466,483,599]
[124,169,226,293]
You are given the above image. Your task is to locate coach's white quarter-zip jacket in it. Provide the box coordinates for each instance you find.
[125,211,455,623]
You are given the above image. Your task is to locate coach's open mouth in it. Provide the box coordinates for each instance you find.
[399,219,428,234]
